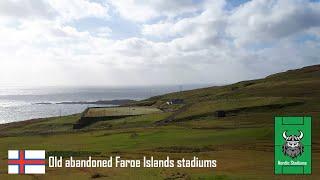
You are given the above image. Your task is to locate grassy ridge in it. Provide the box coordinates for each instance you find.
[0,65,320,179]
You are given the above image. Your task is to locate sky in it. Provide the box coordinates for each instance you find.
[0,0,320,87]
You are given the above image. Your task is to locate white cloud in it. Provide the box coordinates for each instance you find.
[0,0,109,22]
[109,0,205,22]
[48,0,109,21]
[228,0,320,46]
[0,0,320,87]
[143,0,320,47]
[0,0,55,19]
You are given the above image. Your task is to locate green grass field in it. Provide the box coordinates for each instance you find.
[0,65,320,179]
[84,107,162,117]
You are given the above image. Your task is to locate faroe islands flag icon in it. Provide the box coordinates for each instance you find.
[8,150,46,174]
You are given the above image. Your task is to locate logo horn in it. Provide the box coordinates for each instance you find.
[298,130,303,140]
[282,131,288,140]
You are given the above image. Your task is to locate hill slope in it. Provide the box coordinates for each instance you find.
[0,64,319,179]
[136,64,320,123]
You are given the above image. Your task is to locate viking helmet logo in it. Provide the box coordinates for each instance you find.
[282,130,304,158]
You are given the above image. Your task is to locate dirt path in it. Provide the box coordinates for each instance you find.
[155,103,193,125]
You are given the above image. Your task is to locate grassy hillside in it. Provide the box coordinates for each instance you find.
[0,65,319,179]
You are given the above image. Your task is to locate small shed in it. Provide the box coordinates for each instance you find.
[166,99,184,105]
[214,110,226,117]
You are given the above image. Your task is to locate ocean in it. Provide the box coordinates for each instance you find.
[0,85,207,124]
